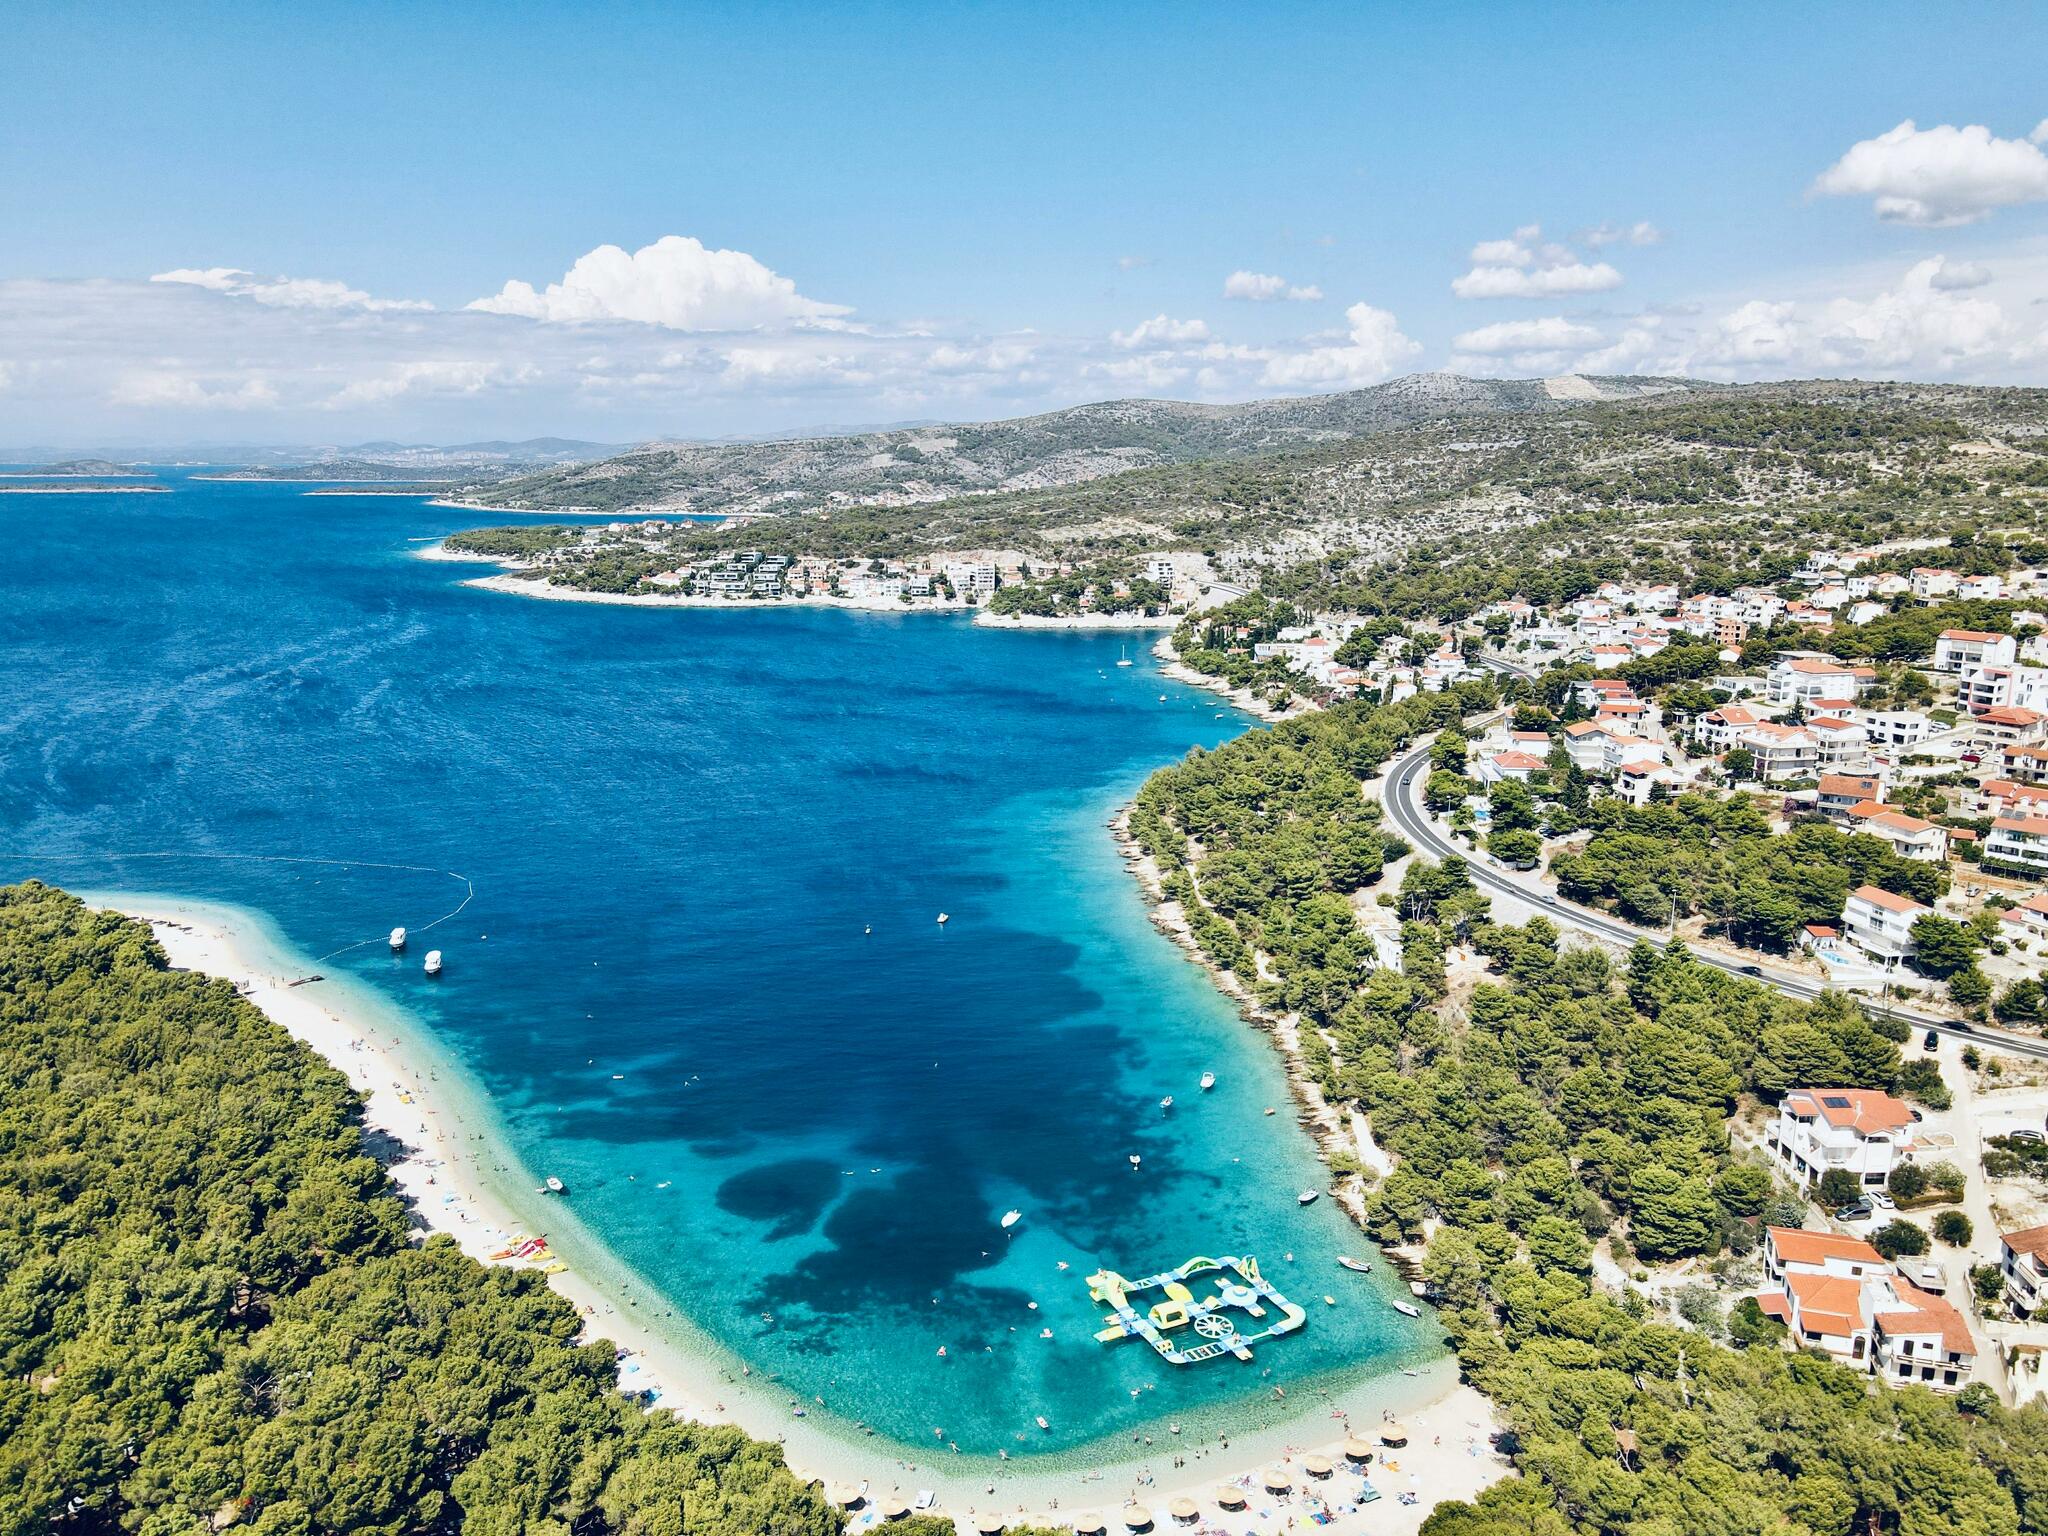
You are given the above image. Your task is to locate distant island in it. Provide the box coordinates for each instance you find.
[0,457,151,477]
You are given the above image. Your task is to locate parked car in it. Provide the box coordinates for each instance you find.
[1835,1200,1874,1222]
[2009,1127,2045,1144]
[1923,1030,1940,1050]
[1870,1190,1897,1210]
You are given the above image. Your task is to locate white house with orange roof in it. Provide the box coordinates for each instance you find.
[2000,1225,2048,1318]
[1997,891,2048,945]
[1767,1089,1916,1190]
[1986,812,2048,876]
[1806,714,1869,771]
[1844,802,1949,862]
[1934,628,2016,672]
[1473,749,1547,786]
[1767,656,1867,709]
[1974,705,2048,754]
[1870,1277,1978,1390]
[1728,720,1819,781]
[1757,1227,1890,1366]
[1841,886,1932,965]
[1817,772,1888,821]
[1911,567,1961,600]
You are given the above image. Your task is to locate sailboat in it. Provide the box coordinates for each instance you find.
[1115,643,1133,668]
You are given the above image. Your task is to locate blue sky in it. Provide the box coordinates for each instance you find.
[3,2,2046,443]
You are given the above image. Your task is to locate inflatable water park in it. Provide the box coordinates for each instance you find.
[1086,1254,1306,1365]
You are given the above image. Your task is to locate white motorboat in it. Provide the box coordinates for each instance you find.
[423,949,443,976]
[1336,1256,1372,1273]
[1199,1071,1216,1090]
[1159,1095,1173,1111]
[936,912,949,925]
[1296,1189,1319,1206]
[1000,1209,1022,1229]
[544,1175,566,1194]
[388,926,407,952]
[1128,1154,1142,1169]
[1391,1300,1422,1318]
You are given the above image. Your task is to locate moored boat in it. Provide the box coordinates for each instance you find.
[1296,1189,1319,1206]
[389,926,406,951]
[1336,1256,1372,1273]
[1001,1209,1022,1229]
[1128,1154,1141,1169]
[423,949,443,976]
[1199,1071,1215,1090]
[1391,1300,1422,1318]
[544,1175,566,1194]
[1159,1095,1173,1111]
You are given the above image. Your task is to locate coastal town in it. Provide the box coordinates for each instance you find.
[1142,535,2048,1416]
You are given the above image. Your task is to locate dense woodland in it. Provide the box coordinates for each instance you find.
[1129,695,2048,1536]
[0,883,841,1536]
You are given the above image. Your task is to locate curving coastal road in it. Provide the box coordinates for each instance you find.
[1380,730,2048,1062]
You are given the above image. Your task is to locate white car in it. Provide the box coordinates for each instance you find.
[1870,1190,1896,1210]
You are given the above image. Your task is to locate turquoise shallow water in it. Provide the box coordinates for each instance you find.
[0,473,1436,1462]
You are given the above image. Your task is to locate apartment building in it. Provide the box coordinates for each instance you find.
[1986,813,2048,876]
[1845,803,1950,862]
[1767,1088,1915,1190]
[1841,885,1932,965]
[1933,629,2017,673]
[2001,1226,2048,1318]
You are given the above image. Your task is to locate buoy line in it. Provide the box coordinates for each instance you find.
[13,849,474,961]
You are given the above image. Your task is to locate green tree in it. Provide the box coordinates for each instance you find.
[1933,1211,1973,1247]
[1872,1218,1931,1259]
[1911,915,1983,979]
[1818,1168,1862,1208]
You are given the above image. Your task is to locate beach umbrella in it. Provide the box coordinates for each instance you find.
[1168,1496,1199,1523]
[1121,1503,1152,1530]
[1262,1468,1293,1494]
[1302,1455,1334,1479]
[1342,1436,1375,1462]
[1072,1513,1106,1534]
[975,1515,1006,1536]
[1379,1421,1410,1447]
[1214,1486,1248,1510]
[832,1485,865,1508]
[879,1498,909,1521]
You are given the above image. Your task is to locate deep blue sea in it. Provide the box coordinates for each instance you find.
[0,473,1434,1469]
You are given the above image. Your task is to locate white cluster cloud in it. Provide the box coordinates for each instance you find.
[1111,314,1211,348]
[1223,269,1323,302]
[468,235,851,331]
[1452,255,2044,382]
[1451,225,1625,299]
[1813,119,2048,226]
[151,267,432,312]
[1259,302,1420,388]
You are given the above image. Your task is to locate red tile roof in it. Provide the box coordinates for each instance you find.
[1768,1226,1884,1266]
[1874,1280,1974,1356]
[1785,1087,1914,1135]
[1848,884,1927,915]
[2004,1225,2048,1261]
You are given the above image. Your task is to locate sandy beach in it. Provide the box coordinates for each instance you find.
[103,892,1508,1534]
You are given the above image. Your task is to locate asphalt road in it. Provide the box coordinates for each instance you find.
[1380,730,2048,1062]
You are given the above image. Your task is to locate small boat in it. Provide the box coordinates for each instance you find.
[936,912,949,925]
[1297,1190,1319,1206]
[389,926,407,952]
[544,1175,566,1194]
[1199,1071,1216,1091]
[1324,1295,1337,1306]
[1116,659,1133,668]
[1001,1209,1022,1229]
[1036,1415,1050,1430]
[1128,1154,1142,1169]
[423,949,443,976]
[1392,1301,1422,1318]
[1159,1095,1174,1111]
[1336,1256,1372,1274]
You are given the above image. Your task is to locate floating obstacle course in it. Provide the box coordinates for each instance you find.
[1085,1254,1306,1365]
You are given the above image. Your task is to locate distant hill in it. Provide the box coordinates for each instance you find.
[463,374,1704,517]
[20,458,151,477]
